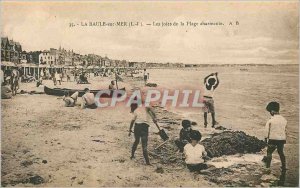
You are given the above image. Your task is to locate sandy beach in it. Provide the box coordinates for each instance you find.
[1,65,298,187]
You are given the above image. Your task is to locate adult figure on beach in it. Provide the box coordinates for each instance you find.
[66,69,71,82]
[203,72,219,128]
[81,88,97,109]
[55,71,61,85]
[63,91,79,107]
[74,69,78,82]
[128,101,158,165]
[40,69,44,79]
[52,71,56,86]
[45,68,50,79]
[264,101,287,172]
[143,69,149,85]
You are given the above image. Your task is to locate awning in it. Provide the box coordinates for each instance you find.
[39,64,50,68]
[1,61,16,67]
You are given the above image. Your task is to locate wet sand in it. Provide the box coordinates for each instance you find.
[1,65,298,187]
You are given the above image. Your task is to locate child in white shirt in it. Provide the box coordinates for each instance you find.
[264,101,287,171]
[184,130,208,172]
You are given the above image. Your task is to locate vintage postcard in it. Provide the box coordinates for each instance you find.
[1,1,299,187]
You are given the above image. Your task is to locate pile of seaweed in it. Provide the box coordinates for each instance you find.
[201,131,267,158]
[149,138,185,167]
[145,83,158,87]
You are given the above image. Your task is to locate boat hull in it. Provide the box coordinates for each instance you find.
[44,86,125,98]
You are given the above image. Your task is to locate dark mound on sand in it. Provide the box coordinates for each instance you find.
[146,83,158,87]
[201,131,266,158]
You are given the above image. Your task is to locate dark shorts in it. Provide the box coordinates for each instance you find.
[268,139,286,146]
[203,97,215,113]
[187,163,208,172]
[134,123,149,134]
[86,103,97,109]
[144,75,148,81]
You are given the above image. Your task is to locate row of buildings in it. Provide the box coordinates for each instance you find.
[1,37,186,69]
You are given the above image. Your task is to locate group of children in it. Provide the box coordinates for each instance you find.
[129,72,287,176]
[129,101,209,172]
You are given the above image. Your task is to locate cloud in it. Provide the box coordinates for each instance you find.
[1,1,298,64]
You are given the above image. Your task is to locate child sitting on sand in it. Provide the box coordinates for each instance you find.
[175,120,193,152]
[184,130,208,172]
[143,69,149,85]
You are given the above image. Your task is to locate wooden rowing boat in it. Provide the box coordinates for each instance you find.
[44,86,125,98]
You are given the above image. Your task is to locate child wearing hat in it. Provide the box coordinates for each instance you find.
[264,101,287,172]
[175,120,193,152]
[203,72,219,128]
[184,130,208,172]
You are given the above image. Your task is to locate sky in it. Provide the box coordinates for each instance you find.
[1,1,299,64]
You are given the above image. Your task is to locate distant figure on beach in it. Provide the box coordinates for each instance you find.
[63,91,79,107]
[143,69,149,85]
[109,80,116,90]
[59,72,63,82]
[128,102,158,165]
[36,77,42,87]
[203,72,219,128]
[10,68,20,96]
[54,71,61,85]
[184,130,208,172]
[74,71,78,82]
[263,101,287,172]
[81,88,97,109]
[1,69,4,86]
[175,120,193,152]
[67,74,71,82]
[1,82,12,99]
[51,72,56,85]
[66,69,71,82]
[45,69,50,79]
[40,70,44,79]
